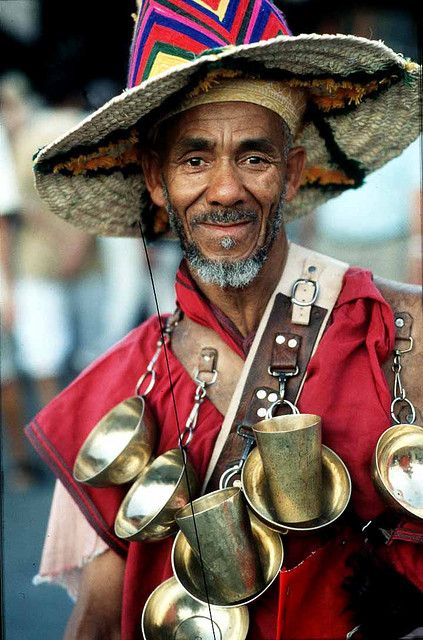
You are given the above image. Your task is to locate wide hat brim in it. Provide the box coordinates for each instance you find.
[33,33,421,238]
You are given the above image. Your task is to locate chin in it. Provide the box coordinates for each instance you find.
[186,244,268,289]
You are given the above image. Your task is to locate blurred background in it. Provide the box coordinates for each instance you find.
[0,0,421,638]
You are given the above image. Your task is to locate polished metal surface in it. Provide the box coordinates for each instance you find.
[172,508,283,608]
[253,414,323,522]
[115,448,199,541]
[175,487,264,602]
[242,445,351,532]
[372,423,423,520]
[73,396,156,487]
[141,577,249,640]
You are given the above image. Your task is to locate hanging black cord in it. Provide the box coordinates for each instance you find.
[138,222,216,637]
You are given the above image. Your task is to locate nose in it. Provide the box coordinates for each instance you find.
[206,159,247,208]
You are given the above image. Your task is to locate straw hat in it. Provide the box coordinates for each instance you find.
[33,0,421,239]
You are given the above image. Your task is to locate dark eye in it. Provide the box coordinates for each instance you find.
[245,156,268,165]
[186,157,204,167]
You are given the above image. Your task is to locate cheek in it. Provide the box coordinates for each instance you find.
[248,172,283,211]
[166,171,207,212]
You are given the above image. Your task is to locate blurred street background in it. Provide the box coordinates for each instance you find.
[1,0,421,638]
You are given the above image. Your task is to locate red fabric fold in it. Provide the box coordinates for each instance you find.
[176,260,248,357]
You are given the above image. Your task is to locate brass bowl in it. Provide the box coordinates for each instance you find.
[241,445,351,532]
[115,448,199,541]
[73,396,156,487]
[172,510,283,607]
[141,577,249,640]
[372,424,423,520]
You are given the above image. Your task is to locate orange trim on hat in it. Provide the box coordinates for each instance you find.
[52,131,140,175]
[302,166,356,186]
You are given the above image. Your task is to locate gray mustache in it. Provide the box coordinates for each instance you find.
[191,210,257,226]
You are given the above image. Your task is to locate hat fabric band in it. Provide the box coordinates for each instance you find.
[169,77,307,136]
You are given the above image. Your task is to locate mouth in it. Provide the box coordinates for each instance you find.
[200,220,252,231]
[192,211,258,236]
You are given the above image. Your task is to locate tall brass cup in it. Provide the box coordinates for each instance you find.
[253,413,323,523]
[175,487,264,603]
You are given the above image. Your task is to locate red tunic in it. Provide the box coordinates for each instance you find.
[26,266,422,640]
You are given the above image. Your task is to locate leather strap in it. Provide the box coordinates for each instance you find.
[270,332,301,373]
[203,243,349,492]
[206,292,328,490]
[172,317,244,417]
[394,312,413,341]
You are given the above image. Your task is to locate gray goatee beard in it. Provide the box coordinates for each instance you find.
[163,186,286,289]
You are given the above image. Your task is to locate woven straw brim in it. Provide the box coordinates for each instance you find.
[34,33,421,238]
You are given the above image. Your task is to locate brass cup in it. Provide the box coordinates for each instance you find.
[173,498,283,607]
[141,576,249,640]
[372,424,423,520]
[114,448,199,541]
[175,487,264,603]
[73,396,156,487]
[253,414,323,523]
[242,445,351,532]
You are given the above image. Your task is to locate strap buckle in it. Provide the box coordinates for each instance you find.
[291,278,319,307]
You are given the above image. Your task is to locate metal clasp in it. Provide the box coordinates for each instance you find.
[291,278,319,307]
[390,343,416,425]
[179,366,217,450]
[219,425,256,489]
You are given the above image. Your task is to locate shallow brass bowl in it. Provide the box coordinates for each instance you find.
[372,424,423,520]
[115,448,199,541]
[141,577,249,640]
[241,445,351,532]
[172,510,283,607]
[73,396,156,487]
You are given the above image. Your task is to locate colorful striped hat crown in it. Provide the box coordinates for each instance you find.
[128,0,291,87]
[32,0,421,238]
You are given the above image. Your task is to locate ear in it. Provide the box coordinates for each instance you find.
[141,151,166,207]
[284,146,306,202]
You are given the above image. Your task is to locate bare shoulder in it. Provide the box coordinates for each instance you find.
[374,276,422,425]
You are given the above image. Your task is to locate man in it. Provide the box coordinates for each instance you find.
[26,1,422,639]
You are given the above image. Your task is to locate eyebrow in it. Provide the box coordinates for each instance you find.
[172,137,214,156]
[172,136,280,157]
[237,138,280,156]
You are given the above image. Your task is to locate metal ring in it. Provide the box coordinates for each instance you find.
[291,279,319,307]
[395,337,414,355]
[219,463,241,489]
[266,399,299,419]
[178,426,194,449]
[193,368,218,386]
[390,397,416,424]
[268,366,299,378]
[135,369,156,397]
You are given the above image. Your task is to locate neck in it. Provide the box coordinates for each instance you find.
[188,230,289,336]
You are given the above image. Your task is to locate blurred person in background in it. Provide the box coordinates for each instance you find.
[0,119,41,489]
[83,77,182,352]
[0,72,103,401]
[97,235,181,352]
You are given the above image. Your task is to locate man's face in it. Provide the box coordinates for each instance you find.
[143,102,304,287]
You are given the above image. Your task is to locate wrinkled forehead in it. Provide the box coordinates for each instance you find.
[148,102,296,160]
[162,101,289,149]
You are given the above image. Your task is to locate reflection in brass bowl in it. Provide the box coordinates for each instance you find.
[73,396,156,487]
[172,510,283,607]
[242,445,351,532]
[141,577,249,640]
[115,448,199,541]
[373,424,423,520]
